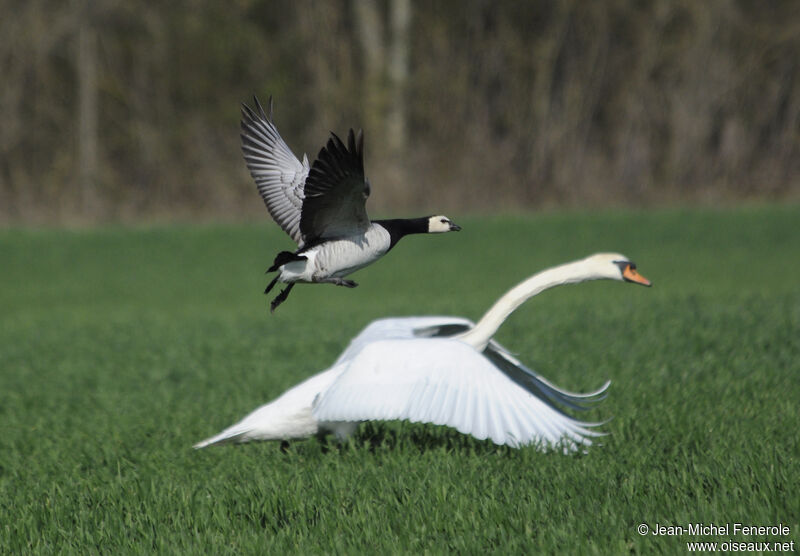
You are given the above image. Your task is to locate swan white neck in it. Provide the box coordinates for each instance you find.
[455,258,604,350]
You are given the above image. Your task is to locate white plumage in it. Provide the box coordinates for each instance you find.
[194,253,651,451]
[313,337,604,448]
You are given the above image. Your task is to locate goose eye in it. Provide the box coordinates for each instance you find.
[440,218,448,224]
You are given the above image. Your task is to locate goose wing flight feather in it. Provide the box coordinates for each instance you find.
[300,129,371,244]
[313,339,604,450]
[241,97,309,246]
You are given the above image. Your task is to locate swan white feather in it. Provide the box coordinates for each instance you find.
[313,338,602,448]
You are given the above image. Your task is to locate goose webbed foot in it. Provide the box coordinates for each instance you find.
[320,278,358,288]
[269,283,295,313]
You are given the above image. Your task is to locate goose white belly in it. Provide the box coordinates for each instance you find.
[279,224,391,283]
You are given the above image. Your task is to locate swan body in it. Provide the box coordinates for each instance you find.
[195,253,650,451]
[241,97,460,311]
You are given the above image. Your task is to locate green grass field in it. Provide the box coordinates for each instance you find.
[1,206,798,553]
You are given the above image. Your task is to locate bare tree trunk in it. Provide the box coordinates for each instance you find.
[387,0,410,155]
[353,0,386,139]
[77,12,98,215]
[354,0,414,207]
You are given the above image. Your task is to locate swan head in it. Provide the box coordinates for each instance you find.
[427,215,461,233]
[583,253,651,286]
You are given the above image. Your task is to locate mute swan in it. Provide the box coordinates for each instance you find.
[241,97,461,312]
[195,253,651,450]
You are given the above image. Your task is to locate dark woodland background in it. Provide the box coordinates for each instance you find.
[2,0,798,223]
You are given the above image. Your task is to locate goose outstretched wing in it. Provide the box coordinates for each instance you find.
[300,129,371,244]
[241,97,309,246]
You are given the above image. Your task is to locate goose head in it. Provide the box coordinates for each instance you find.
[582,253,651,286]
[427,215,461,233]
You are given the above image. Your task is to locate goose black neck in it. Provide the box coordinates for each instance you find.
[373,217,430,250]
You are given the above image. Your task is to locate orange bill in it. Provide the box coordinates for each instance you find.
[623,265,652,287]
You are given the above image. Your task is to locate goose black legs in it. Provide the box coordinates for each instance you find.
[319,278,358,288]
[270,283,295,313]
[264,274,280,295]
[267,276,356,312]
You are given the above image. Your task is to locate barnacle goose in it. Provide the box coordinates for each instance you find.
[241,97,461,312]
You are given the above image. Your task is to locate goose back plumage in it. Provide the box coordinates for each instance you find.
[301,129,370,245]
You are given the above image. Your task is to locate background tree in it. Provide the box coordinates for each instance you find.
[0,0,797,223]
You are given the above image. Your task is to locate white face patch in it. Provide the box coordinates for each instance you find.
[428,215,458,233]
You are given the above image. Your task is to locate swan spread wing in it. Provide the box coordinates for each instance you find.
[483,343,611,412]
[334,316,474,365]
[241,97,308,246]
[313,338,604,450]
[337,316,609,413]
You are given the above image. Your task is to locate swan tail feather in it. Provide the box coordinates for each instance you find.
[193,428,248,449]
